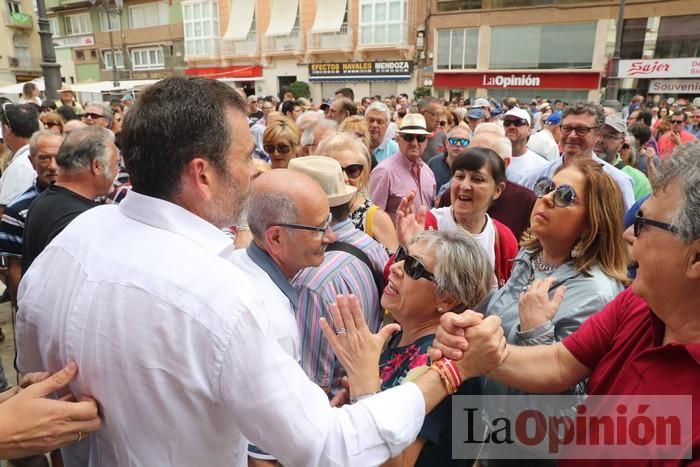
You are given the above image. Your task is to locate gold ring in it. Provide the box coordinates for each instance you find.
[76,431,83,442]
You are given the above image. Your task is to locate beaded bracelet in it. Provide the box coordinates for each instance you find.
[429,358,462,395]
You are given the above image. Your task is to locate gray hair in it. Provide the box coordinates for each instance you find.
[562,101,605,129]
[365,101,391,122]
[300,125,315,147]
[418,96,440,112]
[57,126,115,172]
[653,141,700,242]
[410,229,492,310]
[247,191,298,240]
[493,135,512,160]
[29,130,62,157]
[296,110,321,131]
[86,102,113,126]
[474,122,505,137]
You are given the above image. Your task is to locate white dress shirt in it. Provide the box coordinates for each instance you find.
[17,190,425,467]
[0,144,35,206]
[506,148,549,185]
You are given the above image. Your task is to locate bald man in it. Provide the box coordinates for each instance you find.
[438,131,536,240]
[225,169,337,466]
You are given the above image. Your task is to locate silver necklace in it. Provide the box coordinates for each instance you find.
[532,251,557,272]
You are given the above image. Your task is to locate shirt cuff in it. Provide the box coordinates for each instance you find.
[355,382,425,457]
[516,320,555,345]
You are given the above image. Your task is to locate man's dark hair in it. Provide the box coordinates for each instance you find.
[57,105,77,121]
[562,102,605,129]
[336,97,357,117]
[121,76,246,200]
[636,109,652,127]
[1,103,40,138]
[628,123,651,146]
[335,87,354,101]
[281,99,301,116]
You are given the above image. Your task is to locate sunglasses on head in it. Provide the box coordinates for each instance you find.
[394,246,435,282]
[533,177,577,207]
[263,144,292,154]
[341,163,364,180]
[503,118,528,128]
[447,137,470,146]
[401,133,428,143]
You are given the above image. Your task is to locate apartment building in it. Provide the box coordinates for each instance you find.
[428,0,700,102]
[183,0,429,101]
[0,0,43,85]
[45,0,185,84]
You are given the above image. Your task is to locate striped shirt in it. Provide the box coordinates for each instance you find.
[0,183,41,258]
[292,219,389,394]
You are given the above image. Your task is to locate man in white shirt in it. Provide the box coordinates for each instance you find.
[527,113,562,161]
[0,103,40,214]
[503,107,547,185]
[17,77,505,467]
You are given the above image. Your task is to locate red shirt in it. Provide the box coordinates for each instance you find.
[658,130,696,160]
[562,288,700,466]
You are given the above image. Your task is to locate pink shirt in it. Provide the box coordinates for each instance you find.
[658,130,696,160]
[369,152,436,223]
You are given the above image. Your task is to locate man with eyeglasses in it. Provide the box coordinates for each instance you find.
[595,116,651,202]
[289,156,389,396]
[686,109,700,138]
[428,124,472,189]
[418,97,447,163]
[502,107,547,185]
[659,111,696,160]
[521,102,635,211]
[81,103,113,130]
[370,114,437,223]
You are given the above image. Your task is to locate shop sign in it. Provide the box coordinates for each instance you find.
[434,71,600,90]
[618,58,700,79]
[649,79,700,94]
[184,65,263,79]
[308,61,413,80]
[53,35,95,49]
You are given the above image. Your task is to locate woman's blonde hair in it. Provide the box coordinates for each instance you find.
[521,159,629,283]
[263,117,300,148]
[315,132,371,196]
[339,116,371,150]
[40,112,65,133]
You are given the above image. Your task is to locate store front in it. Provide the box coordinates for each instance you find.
[433,71,601,103]
[185,65,263,96]
[618,58,700,102]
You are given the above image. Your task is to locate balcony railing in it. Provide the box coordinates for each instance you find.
[307,24,352,51]
[221,35,259,57]
[4,10,33,29]
[263,27,304,53]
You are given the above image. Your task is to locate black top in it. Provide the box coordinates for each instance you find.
[23,184,98,272]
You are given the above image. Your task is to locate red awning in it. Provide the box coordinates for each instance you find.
[185,65,263,80]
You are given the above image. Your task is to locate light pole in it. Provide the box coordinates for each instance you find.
[603,0,626,112]
[35,0,62,100]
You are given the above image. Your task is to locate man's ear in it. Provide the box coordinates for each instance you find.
[182,157,214,201]
[687,239,700,280]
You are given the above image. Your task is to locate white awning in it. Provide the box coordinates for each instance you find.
[310,0,346,34]
[264,0,298,37]
[69,79,159,94]
[0,78,45,95]
[223,0,256,41]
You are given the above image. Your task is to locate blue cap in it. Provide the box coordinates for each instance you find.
[545,113,561,125]
[468,108,485,119]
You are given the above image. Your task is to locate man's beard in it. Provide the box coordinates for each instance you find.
[209,171,250,229]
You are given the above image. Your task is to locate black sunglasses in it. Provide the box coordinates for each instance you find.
[560,125,598,137]
[263,144,292,154]
[395,246,435,282]
[633,214,678,237]
[81,112,105,120]
[447,137,470,146]
[342,163,364,180]
[271,212,332,237]
[400,134,428,143]
[533,177,577,207]
[503,118,528,128]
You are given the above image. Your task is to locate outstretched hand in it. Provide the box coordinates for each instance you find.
[396,192,428,247]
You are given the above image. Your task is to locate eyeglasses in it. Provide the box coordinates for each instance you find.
[341,163,364,180]
[400,134,428,143]
[633,214,678,237]
[43,122,61,129]
[272,212,333,237]
[81,112,105,120]
[671,120,684,125]
[394,246,435,282]
[533,177,577,207]
[263,144,292,154]
[503,118,528,128]
[560,125,599,137]
[447,137,470,146]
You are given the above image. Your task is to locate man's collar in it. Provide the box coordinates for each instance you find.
[246,241,298,309]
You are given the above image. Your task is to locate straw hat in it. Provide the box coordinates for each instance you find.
[288,156,357,207]
[58,84,74,94]
[398,113,430,135]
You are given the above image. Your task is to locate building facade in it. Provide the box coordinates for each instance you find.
[183,0,428,101]
[428,0,700,103]
[45,0,186,85]
[0,0,43,85]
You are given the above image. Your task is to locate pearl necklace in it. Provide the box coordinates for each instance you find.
[532,251,557,272]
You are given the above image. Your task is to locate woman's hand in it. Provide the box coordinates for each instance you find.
[320,295,400,397]
[395,192,427,247]
[518,277,567,332]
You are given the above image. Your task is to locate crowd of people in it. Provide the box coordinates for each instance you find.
[0,77,698,467]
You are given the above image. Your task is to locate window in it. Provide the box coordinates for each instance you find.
[654,14,700,58]
[75,50,85,60]
[490,22,596,69]
[100,10,121,31]
[436,0,482,11]
[48,17,60,36]
[131,46,164,70]
[360,0,406,45]
[13,33,30,67]
[64,12,91,35]
[103,50,125,69]
[182,0,219,57]
[436,28,478,70]
[7,0,21,13]
[128,2,169,29]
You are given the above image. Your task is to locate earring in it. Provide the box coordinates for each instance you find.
[570,234,587,259]
[437,307,443,313]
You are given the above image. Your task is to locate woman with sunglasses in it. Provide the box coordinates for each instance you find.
[478,159,628,463]
[263,117,300,169]
[316,132,399,252]
[40,113,64,135]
